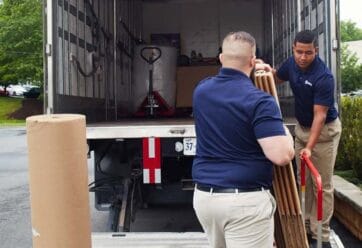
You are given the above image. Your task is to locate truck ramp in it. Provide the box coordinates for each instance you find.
[91,230,344,248]
[92,230,344,248]
[92,232,209,248]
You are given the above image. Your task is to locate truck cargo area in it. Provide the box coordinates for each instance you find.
[46,0,340,120]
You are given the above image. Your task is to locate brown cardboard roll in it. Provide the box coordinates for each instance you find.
[26,114,91,248]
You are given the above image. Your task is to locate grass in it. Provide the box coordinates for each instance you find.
[0,97,25,126]
[335,170,362,190]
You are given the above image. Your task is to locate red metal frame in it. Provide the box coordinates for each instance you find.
[301,154,323,220]
[300,154,323,248]
[135,91,175,117]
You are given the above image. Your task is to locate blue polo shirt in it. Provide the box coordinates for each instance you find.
[277,56,338,127]
[192,68,286,189]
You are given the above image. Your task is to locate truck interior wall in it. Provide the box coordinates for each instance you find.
[142,0,265,58]
[262,1,273,65]
[55,0,140,121]
[271,0,298,99]
[56,0,110,119]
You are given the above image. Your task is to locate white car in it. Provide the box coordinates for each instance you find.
[7,84,27,96]
[350,89,362,97]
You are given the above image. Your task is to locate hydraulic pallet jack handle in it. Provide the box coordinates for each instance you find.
[301,154,323,248]
[141,46,162,65]
[140,47,162,116]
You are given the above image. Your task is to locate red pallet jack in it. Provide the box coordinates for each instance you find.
[135,46,175,117]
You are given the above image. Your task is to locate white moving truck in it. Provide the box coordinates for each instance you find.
[43,0,341,246]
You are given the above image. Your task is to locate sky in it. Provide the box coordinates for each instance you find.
[340,0,362,28]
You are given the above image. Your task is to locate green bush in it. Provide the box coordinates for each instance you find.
[336,96,362,179]
[341,44,362,93]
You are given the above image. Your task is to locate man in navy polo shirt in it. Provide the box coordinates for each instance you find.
[192,31,294,248]
[274,30,342,248]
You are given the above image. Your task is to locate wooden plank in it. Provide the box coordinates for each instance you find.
[254,71,308,248]
[282,165,296,215]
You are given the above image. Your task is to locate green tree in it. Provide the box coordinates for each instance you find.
[0,0,43,90]
[341,44,362,92]
[340,20,362,42]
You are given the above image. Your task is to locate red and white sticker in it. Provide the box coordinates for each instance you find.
[142,137,161,184]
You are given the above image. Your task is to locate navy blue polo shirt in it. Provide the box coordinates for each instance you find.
[277,56,338,127]
[192,68,286,189]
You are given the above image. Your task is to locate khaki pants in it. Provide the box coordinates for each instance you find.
[295,118,341,242]
[193,188,276,248]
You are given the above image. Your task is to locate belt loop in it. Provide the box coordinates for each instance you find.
[210,188,213,195]
[261,187,265,191]
[236,189,239,194]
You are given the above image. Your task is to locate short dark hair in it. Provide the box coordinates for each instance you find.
[294,30,318,47]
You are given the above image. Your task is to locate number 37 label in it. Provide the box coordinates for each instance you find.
[183,138,196,156]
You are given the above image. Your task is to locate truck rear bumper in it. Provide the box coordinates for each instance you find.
[87,118,196,139]
[86,118,297,139]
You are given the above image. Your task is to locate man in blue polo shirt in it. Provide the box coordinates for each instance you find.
[274,30,342,248]
[192,31,295,248]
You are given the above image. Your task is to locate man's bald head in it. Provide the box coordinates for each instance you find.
[221,31,256,66]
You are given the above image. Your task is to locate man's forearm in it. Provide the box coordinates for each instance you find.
[306,113,326,150]
[272,69,284,84]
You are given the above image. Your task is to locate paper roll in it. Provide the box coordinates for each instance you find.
[26,114,91,248]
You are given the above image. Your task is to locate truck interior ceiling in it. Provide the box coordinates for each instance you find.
[54,0,313,122]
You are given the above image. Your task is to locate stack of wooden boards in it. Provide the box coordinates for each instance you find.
[254,71,309,248]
